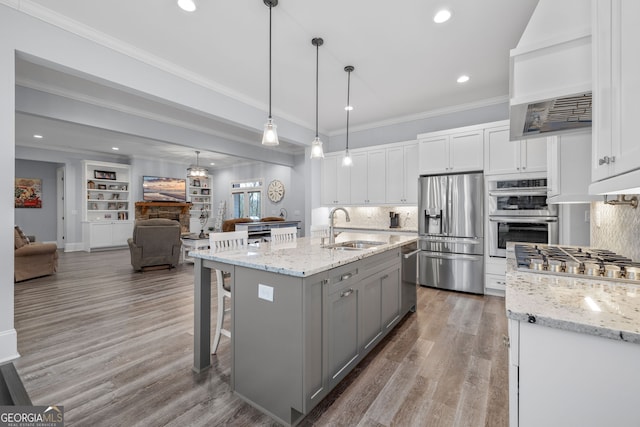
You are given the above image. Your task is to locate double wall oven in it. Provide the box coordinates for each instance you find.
[488,178,558,258]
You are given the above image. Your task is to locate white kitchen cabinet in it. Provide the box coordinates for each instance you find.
[591,0,640,188]
[484,125,547,175]
[321,153,351,206]
[419,130,483,175]
[350,149,386,205]
[385,142,418,205]
[547,131,600,203]
[509,319,640,427]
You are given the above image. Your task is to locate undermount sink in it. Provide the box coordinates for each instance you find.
[323,240,386,250]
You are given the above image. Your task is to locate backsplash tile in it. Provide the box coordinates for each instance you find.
[591,200,640,261]
[331,206,418,230]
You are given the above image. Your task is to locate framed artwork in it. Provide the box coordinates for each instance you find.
[201,188,210,195]
[193,179,201,187]
[94,170,116,180]
[15,178,42,208]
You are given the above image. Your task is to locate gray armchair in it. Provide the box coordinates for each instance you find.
[127,219,181,271]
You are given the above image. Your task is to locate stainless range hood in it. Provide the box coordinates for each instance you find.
[509,0,592,141]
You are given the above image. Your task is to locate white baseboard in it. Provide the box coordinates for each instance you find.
[0,328,19,363]
[64,242,86,252]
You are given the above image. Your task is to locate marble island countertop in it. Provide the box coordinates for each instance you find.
[505,242,640,344]
[334,225,417,234]
[189,232,417,277]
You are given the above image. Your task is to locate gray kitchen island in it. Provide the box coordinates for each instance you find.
[190,232,417,426]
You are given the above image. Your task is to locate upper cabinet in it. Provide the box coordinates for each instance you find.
[386,142,418,205]
[350,149,386,205]
[418,129,483,175]
[484,125,547,176]
[321,153,351,206]
[590,0,640,193]
[320,141,418,207]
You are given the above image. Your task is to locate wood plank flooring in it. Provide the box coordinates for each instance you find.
[13,249,508,426]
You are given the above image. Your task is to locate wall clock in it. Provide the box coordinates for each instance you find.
[268,179,285,203]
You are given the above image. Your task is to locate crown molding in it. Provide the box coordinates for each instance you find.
[6,0,314,133]
[328,95,509,136]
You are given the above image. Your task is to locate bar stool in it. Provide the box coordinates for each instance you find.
[209,230,248,354]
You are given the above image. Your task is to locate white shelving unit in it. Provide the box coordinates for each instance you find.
[187,176,212,233]
[82,160,133,251]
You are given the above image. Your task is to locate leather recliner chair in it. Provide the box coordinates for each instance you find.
[127,219,182,271]
[14,226,58,282]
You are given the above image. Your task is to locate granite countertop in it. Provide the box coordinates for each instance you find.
[190,232,417,278]
[505,242,640,344]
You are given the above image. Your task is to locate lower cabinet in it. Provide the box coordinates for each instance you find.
[509,319,640,427]
[232,248,407,426]
[83,221,133,251]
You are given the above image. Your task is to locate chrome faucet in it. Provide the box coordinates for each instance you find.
[328,207,351,244]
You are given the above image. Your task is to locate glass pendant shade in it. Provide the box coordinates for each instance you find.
[310,137,324,159]
[342,149,353,166]
[261,118,279,146]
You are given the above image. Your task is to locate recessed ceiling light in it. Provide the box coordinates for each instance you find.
[177,0,196,12]
[112,147,119,151]
[433,9,452,24]
[457,75,470,83]
[210,162,215,166]
[33,134,43,139]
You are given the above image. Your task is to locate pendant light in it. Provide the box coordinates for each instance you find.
[310,37,325,159]
[342,65,355,167]
[261,0,279,146]
[187,150,209,177]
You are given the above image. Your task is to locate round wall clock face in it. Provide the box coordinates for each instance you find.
[268,179,285,203]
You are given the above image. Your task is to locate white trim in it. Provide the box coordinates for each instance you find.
[0,328,19,363]
[64,242,87,252]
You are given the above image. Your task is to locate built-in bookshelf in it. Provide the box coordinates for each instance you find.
[82,160,133,251]
[187,176,212,231]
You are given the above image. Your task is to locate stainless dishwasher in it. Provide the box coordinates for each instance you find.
[401,242,419,313]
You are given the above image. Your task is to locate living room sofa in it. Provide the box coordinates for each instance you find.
[14,226,58,282]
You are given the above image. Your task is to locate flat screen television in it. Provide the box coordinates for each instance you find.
[142,176,186,202]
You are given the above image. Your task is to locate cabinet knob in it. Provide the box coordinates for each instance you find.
[599,156,611,165]
[522,166,526,170]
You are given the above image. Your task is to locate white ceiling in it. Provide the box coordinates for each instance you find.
[12,0,539,165]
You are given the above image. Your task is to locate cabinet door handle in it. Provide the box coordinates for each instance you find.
[341,273,353,281]
[381,274,389,280]
[340,288,354,298]
[522,166,526,170]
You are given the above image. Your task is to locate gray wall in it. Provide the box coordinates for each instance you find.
[14,159,60,242]
[212,156,306,235]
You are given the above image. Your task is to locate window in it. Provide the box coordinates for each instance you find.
[231,179,263,219]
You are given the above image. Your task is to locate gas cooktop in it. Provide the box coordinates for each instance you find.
[515,244,640,281]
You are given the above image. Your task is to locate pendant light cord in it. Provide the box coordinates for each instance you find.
[268,3,273,119]
[346,68,351,151]
[315,42,319,138]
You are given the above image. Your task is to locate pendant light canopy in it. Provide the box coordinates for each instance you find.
[187,150,209,177]
[342,65,355,167]
[310,37,325,159]
[261,0,279,146]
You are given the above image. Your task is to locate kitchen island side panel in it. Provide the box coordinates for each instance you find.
[232,267,308,425]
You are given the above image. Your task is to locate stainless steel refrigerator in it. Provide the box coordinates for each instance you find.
[418,171,484,294]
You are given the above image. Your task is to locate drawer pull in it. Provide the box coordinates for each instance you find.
[341,273,353,281]
[340,288,354,298]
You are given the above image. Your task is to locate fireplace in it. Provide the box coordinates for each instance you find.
[134,202,191,233]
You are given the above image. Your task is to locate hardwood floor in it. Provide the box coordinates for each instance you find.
[13,249,508,426]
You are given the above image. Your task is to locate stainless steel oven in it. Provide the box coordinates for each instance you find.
[488,215,558,257]
[488,177,558,257]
